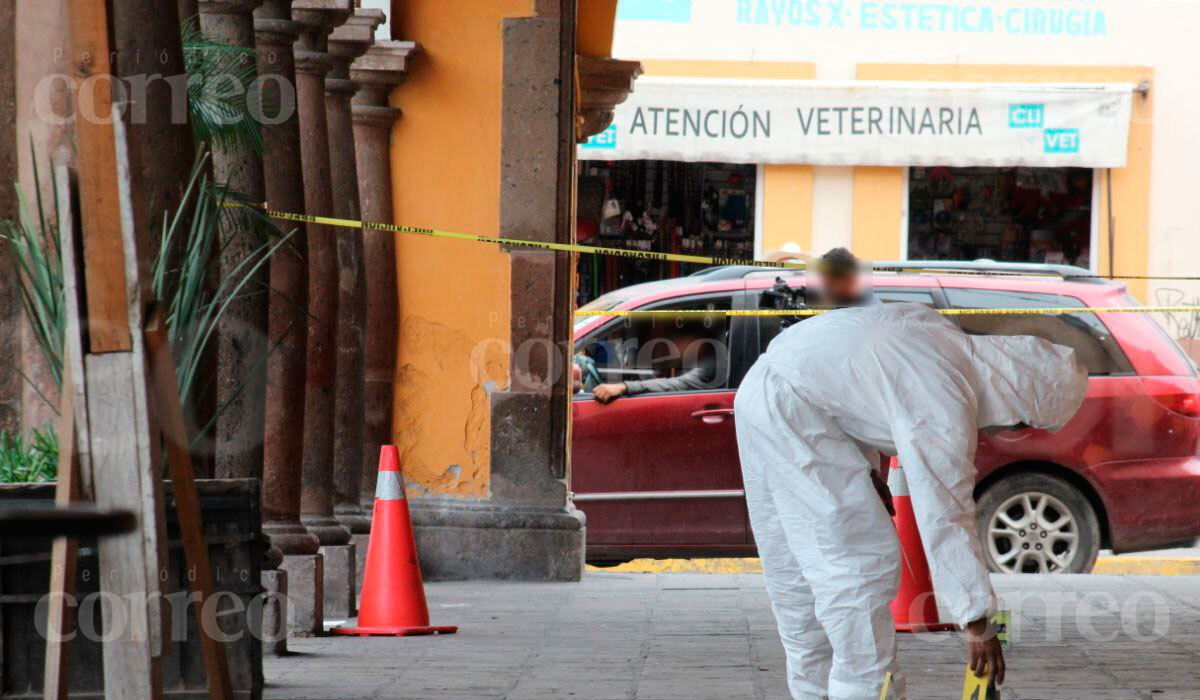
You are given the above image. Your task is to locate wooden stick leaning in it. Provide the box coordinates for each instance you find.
[144,305,234,700]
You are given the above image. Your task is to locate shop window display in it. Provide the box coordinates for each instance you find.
[576,160,757,304]
[907,166,1093,267]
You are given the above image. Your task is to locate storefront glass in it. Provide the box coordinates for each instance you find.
[576,159,756,304]
[906,166,1093,267]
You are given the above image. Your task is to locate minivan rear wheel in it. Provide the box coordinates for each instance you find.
[976,473,1101,574]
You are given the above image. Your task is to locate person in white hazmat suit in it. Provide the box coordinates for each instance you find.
[734,302,1087,700]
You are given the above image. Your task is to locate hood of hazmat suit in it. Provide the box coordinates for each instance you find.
[967,333,1088,433]
[734,302,1087,700]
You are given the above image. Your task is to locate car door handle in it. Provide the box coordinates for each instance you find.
[691,408,734,424]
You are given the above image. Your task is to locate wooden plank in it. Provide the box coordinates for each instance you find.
[56,165,97,498]
[43,166,87,700]
[85,353,164,698]
[82,112,167,700]
[43,366,79,700]
[66,0,132,353]
[145,305,234,700]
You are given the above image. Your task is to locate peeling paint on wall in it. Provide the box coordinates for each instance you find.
[393,313,509,499]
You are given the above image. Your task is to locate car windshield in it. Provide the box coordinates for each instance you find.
[574,293,626,333]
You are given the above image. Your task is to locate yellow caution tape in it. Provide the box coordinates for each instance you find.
[231,203,1200,282]
[241,207,803,269]
[574,306,1200,318]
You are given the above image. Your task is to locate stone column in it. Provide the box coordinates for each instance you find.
[0,0,19,434]
[109,0,195,261]
[319,6,382,619]
[254,0,319,637]
[199,0,271,485]
[348,39,417,591]
[405,0,625,582]
[293,0,353,626]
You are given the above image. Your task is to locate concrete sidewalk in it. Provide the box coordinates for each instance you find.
[265,573,1200,700]
[592,546,1200,576]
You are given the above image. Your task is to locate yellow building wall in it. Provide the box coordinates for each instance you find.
[577,0,619,58]
[854,64,1154,301]
[638,61,817,256]
[386,0,539,498]
[850,166,904,262]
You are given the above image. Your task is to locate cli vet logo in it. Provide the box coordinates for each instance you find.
[1043,128,1080,154]
[1008,103,1044,128]
[582,124,618,150]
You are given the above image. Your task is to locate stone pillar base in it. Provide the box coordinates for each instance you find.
[320,543,357,620]
[260,568,288,656]
[280,553,323,635]
[409,500,584,581]
[350,532,371,594]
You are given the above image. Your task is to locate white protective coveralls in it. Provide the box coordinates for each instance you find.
[734,302,1087,700]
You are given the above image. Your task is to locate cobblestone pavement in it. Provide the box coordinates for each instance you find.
[265,573,1200,699]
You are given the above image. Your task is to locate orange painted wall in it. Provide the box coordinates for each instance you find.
[385,0,538,498]
[638,60,817,256]
[578,0,619,57]
[854,64,1154,300]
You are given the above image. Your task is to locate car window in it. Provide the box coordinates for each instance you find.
[757,286,936,354]
[875,288,937,305]
[943,288,1133,376]
[1124,293,1198,376]
[574,295,733,395]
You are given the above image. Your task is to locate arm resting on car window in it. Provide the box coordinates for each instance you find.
[624,359,718,395]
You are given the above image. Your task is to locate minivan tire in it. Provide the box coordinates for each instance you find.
[976,472,1101,574]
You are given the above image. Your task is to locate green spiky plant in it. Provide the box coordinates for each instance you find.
[0,150,294,479]
[154,151,295,432]
[2,152,64,400]
[0,425,58,483]
[0,21,293,482]
[181,16,265,155]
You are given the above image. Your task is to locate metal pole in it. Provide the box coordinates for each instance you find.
[1106,167,1115,279]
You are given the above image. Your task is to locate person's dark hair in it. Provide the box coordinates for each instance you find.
[817,247,859,275]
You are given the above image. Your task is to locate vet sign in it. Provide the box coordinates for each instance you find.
[1043,128,1081,154]
[580,78,1133,168]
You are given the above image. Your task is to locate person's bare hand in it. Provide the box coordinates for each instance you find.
[593,383,627,403]
[965,617,1005,686]
[870,469,895,516]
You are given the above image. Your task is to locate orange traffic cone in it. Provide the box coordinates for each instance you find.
[332,446,457,636]
[887,459,957,633]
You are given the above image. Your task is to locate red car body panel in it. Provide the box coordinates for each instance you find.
[572,272,1200,560]
[572,390,744,545]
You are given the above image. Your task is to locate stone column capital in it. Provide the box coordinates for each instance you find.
[350,40,418,92]
[254,1,304,43]
[350,40,418,124]
[292,0,353,42]
[199,0,263,15]
[328,8,385,83]
[576,55,643,143]
[329,8,385,56]
[352,103,402,130]
[294,49,334,76]
[254,17,305,45]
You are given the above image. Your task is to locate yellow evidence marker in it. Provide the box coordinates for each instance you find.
[962,610,1009,699]
[961,666,999,700]
[960,667,998,700]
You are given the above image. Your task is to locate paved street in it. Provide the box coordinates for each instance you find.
[265,572,1200,700]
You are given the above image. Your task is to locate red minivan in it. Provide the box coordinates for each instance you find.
[572,263,1200,573]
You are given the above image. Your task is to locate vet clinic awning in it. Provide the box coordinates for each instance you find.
[579,78,1135,168]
